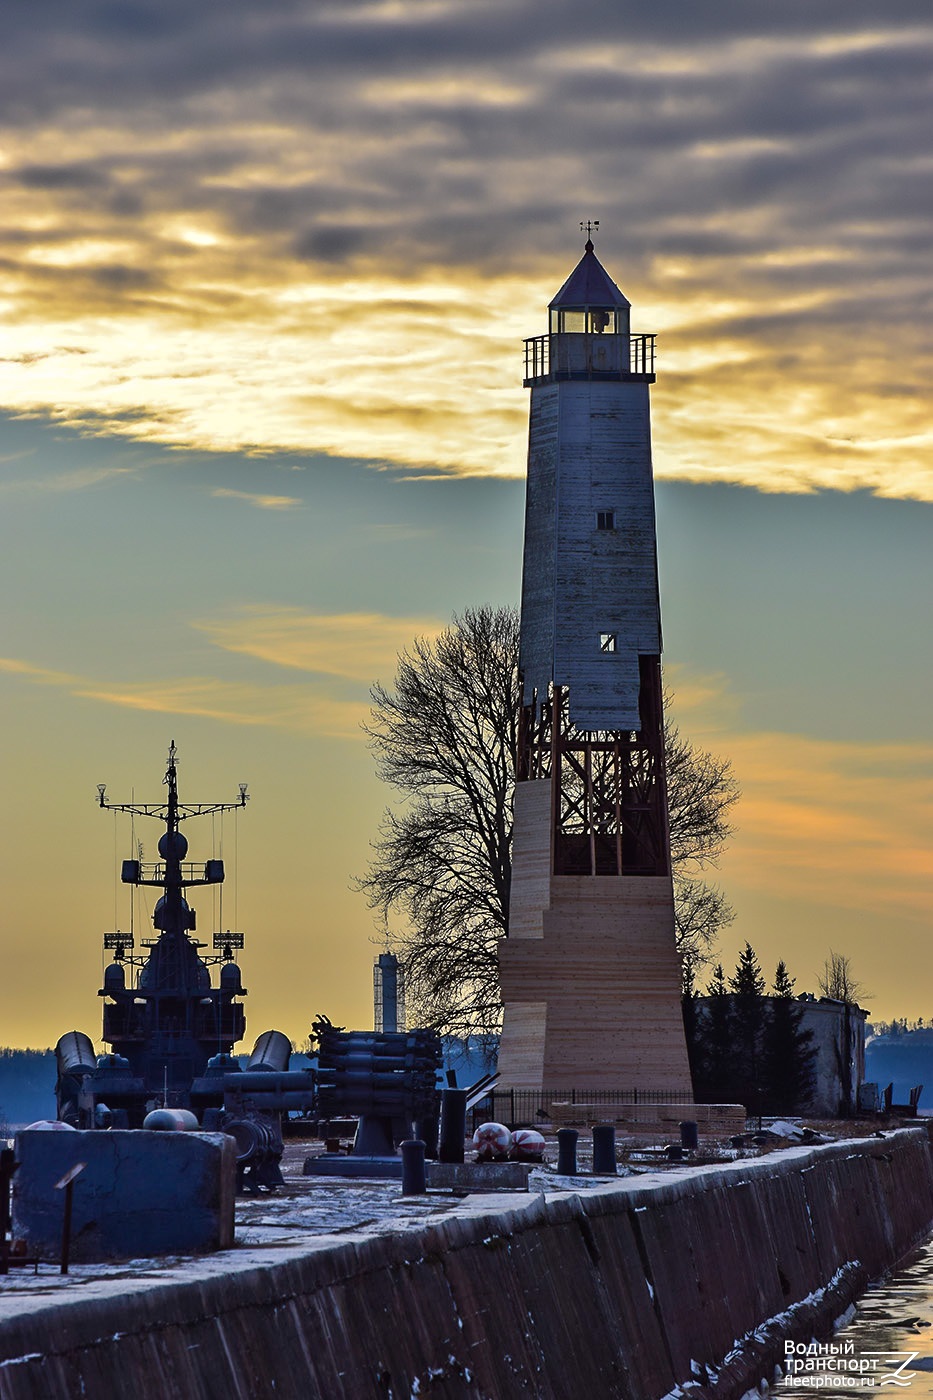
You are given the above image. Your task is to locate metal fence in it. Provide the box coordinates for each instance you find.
[470,1086,696,1131]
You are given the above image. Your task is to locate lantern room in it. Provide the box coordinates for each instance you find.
[523,236,655,384]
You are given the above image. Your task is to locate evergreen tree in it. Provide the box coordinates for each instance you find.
[729,942,766,1113]
[694,962,734,1103]
[762,962,816,1115]
[681,971,704,1092]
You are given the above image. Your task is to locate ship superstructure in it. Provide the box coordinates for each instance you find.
[54,743,442,1185]
[57,742,251,1126]
[97,740,248,1096]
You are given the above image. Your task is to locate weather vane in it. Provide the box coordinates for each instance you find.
[580,219,599,241]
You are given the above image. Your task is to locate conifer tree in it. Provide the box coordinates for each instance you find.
[695,962,734,1103]
[761,962,816,1115]
[681,962,703,1090]
[729,942,765,1113]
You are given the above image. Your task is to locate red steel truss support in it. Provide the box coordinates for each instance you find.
[516,656,670,878]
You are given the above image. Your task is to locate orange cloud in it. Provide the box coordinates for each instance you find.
[195,608,444,684]
[0,655,366,739]
[211,487,302,510]
[722,729,932,920]
[665,668,933,925]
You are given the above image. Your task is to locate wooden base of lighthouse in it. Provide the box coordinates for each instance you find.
[498,781,692,1091]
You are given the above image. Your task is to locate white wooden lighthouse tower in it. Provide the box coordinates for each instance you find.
[497,232,693,1094]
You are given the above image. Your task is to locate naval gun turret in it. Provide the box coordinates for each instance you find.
[56,742,252,1128]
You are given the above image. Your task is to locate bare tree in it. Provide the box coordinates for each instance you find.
[818,951,867,1005]
[665,712,738,989]
[359,607,519,1039]
[358,605,739,1036]
[817,950,868,1115]
[675,877,735,994]
[666,716,740,870]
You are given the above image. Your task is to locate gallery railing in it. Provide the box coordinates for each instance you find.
[523,333,657,383]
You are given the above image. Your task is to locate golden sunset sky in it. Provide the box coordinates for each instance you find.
[0,0,930,1050]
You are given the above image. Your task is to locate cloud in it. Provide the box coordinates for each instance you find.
[722,729,933,923]
[77,678,367,740]
[663,665,743,728]
[0,657,78,685]
[195,607,444,683]
[0,3,931,494]
[665,667,933,923]
[0,654,366,739]
[0,461,137,494]
[211,487,302,509]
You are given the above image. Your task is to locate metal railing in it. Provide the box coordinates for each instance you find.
[523,333,656,382]
[470,1085,695,1130]
[630,333,656,375]
[524,334,550,380]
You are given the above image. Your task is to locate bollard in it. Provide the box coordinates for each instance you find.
[400,1139,426,1196]
[54,1161,86,1276]
[438,1088,467,1164]
[680,1120,698,1151]
[592,1123,617,1175]
[556,1127,578,1176]
[414,1115,438,1161]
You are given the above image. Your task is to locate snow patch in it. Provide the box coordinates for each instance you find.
[833,1302,856,1329]
[768,1120,804,1139]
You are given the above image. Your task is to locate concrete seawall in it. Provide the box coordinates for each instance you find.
[1,1128,931,1400]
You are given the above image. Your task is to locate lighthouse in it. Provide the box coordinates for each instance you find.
[497,232,693,1094]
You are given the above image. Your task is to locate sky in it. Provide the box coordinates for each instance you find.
[0,0,930,1051]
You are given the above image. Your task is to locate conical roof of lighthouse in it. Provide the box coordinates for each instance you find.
[549,239,630,309]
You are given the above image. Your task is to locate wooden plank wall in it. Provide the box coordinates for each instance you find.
[499,783,692,1094]
[518,378,663,733]
[552,380,661,732]
[518,384,558,708]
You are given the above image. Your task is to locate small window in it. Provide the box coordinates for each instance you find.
[599,633,617,653]
[559,308,587,334]
[596,510,614,531]
[589,308,616,335]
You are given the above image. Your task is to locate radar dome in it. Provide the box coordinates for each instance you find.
[158,829,188,860]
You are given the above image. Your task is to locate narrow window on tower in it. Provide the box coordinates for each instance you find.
[599,633,617,653]
[596,510,615,531]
